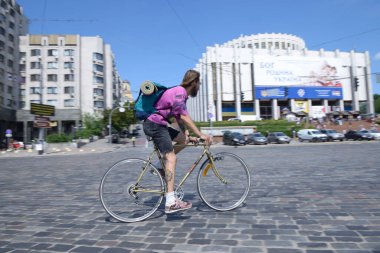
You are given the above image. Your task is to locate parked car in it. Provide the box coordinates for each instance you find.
[227,118,241,122]
[297,129,328,142]
[359,129,380,140]
[320,129,345,141]
[223,131,246,146]
[267,132,291,144]
[246,132,268,145]
[344,130,374,141]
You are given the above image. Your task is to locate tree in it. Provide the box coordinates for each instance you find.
[102,102,137,132]
[374,94,380,114]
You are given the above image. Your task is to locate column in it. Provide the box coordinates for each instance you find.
[255,99,260,119]
[290,99,296,112]
[364,52,374,113]
[272,99,279,120]
[323,99,329,114]
[23,121,28,143]
[58,120,62,134]
[233,46,241,119]
[307,99,313,118]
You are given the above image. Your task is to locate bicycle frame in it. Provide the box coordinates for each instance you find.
[132,143,227,195]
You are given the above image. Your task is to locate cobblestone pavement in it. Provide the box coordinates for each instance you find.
[0,141,380,253]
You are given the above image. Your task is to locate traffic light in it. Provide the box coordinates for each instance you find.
[354,77,359,91]
[240,92,245,100]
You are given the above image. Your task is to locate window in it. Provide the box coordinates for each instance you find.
[7,60,13,68]
[94,101,104,108]
[93,76,103,84]
[261,42,265,48]
[8,46,14,54]
[19,64,25,71]
[0,41,4,50]
[20,101,25,108]
[47,49,58,56]
[64,74,74,81]
[9,22,15,29]
[0,82,4,92]
[64,62,74,69]
[47,74,57,81]
[7,99,12,107]
[7,86,12,94]
[47,62,58,69]
[93,64,103,72]
[93,53,103,61]
[93,88,104,96]
[64,86,74,94]
[46,99,58,106]
[0,96,3,105]
[0,54,4,63]
[30,87,41,94]
[30,99,41,104]
[64,49,74,56]
[30,62,41,69]
[64,99,75,107]
[0,27,5,35]
[19,52,26,59]
[47,87,57,94]
[20,89,25,96]
[31,49,41,56]
[30,74,41,81]
[8,34,14,42]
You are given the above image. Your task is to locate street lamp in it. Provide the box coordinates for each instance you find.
[108,106,126,143]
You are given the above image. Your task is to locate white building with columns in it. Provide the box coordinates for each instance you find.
[189,33,374,121]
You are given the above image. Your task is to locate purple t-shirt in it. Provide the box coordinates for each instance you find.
[147,86,189,125]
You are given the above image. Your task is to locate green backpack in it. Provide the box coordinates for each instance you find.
[134,81,170,121]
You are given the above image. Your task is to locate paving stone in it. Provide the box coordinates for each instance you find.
[1,143,380,253]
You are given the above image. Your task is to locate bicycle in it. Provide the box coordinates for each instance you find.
[99,139,251,222]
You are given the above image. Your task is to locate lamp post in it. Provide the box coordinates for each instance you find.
[108,106,125,143]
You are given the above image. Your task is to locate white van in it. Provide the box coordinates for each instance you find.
[297,129,328,142]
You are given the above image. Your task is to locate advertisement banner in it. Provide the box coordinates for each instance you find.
[294,101,309,113]
[287,87,343,99]
[255,86,343,99]
[254,55,344,87]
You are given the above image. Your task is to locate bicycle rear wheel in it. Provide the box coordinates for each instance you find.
[99,158,165,222]
[197,152,250,211]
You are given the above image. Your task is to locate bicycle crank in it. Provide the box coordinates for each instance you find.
[174,184,184,200]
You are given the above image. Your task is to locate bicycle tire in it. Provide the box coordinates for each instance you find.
[99,158,165,222]
[197,152,250,211]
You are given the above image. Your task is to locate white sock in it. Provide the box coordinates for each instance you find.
[165,191,176,206]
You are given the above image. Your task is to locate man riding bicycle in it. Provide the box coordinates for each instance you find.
[143,69,212,214]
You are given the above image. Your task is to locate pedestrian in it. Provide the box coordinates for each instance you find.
[131,136,136,147]
[143,69,212,214]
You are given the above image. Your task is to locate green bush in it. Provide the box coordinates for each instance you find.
[46,133,71,143]
[196,119,304,137]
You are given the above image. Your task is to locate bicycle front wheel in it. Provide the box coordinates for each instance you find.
[197,152,250,211]
[99,158,165,222]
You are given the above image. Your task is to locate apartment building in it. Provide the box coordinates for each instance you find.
[16,34,122,142]
[0,0,28,140]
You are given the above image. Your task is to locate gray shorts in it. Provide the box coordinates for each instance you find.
[143,119,180,154]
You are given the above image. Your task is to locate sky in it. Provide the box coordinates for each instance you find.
[16,0,380,98]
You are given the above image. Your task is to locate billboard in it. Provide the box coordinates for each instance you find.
[254,55,344,87]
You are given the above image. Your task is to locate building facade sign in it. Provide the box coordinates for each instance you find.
[256,86,343,99]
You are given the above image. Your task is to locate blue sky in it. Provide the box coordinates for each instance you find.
[17,0,380,97]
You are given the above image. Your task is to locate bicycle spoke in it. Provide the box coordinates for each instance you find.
[100,159,165,222]
[197,152,250,211]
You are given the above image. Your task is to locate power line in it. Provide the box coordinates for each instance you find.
[165,0,202,50]
[310,27,380,49]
